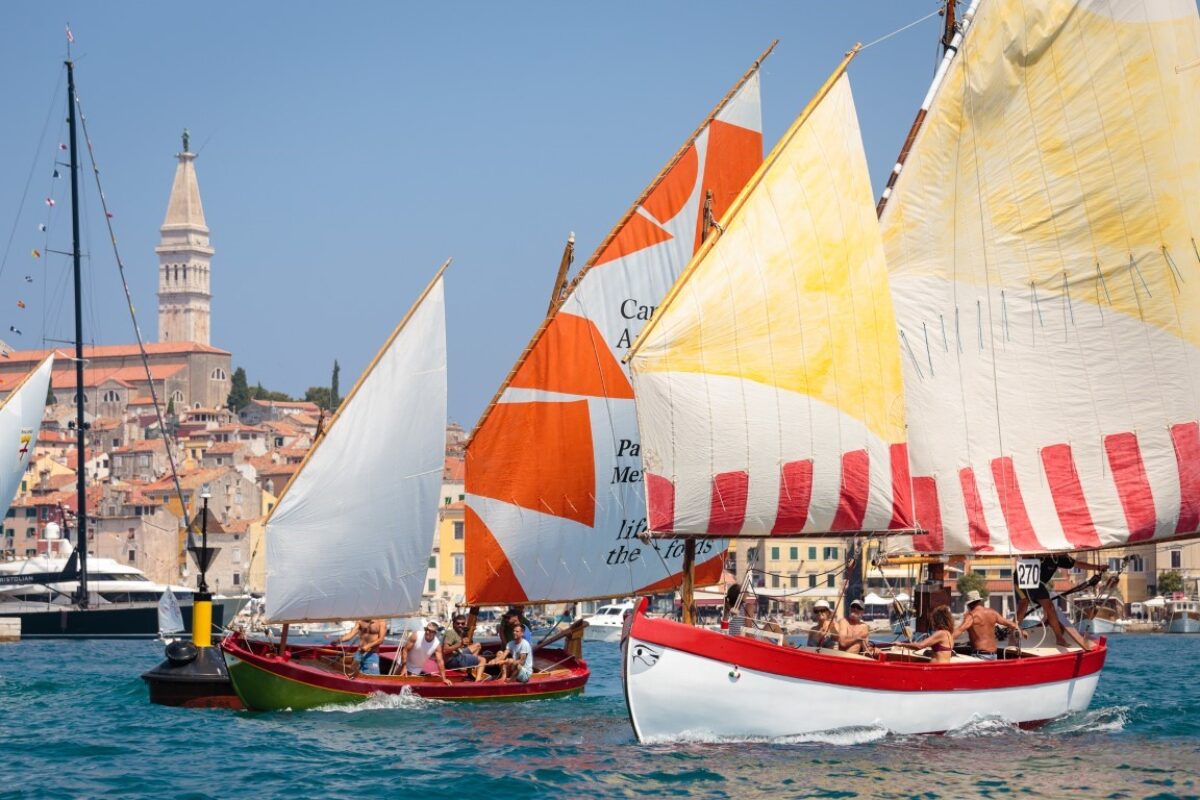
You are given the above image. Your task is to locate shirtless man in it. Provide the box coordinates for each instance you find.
[1014,554,1107,651]
[953,590,1025,659]
[335,618,385,675]
[836,599,874,655]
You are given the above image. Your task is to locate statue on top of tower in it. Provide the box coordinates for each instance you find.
[182,128,190,153]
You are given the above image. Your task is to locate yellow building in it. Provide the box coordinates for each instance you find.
[436,501,466,605]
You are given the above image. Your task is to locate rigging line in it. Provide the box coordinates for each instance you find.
[73,92,193,541]
[0,68,65,284]
[858,7,944,52]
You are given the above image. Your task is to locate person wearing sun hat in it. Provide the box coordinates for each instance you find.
[953,589,1026,659]
[806,600,837,648]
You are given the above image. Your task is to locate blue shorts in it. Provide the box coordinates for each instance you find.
[515,665,532,683]
[355,649,379,674]
[446,651,481,669]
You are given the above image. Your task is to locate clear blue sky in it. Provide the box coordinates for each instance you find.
[1,2,953,427]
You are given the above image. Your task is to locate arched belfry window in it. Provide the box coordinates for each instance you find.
[102,390,120,403]
[211,368,227,381]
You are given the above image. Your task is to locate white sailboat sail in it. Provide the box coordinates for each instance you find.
[465,58,766,602]
[265,268,448,623]
[627,56,913,538]
[157,588,184,635]
[881,0,1200,554]
[0,355,54,519]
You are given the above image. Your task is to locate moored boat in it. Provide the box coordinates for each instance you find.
[583,601,635,643]
[1165,600,1200,634]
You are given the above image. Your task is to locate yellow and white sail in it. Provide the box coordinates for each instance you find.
[629,58,913,538]
[883,0,1200,553]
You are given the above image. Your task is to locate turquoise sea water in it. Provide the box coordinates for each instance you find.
[1,635,1198,799]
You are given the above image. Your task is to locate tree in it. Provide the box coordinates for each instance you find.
[331,360,340,409]
[227,367,251,412]
[957,571,988,599]
[1158,570,1185,596]
[251,381,293,402]
[304,386,333,410]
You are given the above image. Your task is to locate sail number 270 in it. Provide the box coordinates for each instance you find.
[1015,559,1042,590]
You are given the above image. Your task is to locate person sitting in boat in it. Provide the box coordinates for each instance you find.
[889,605,956,663]
[443,613,487,682]
[835,599,875,655]
[1014,554,1107,651]
[954,590,1026,659]
[805,600,837,648]
[399,622,452,685]
[492,621,534,683]
[499,605,533,646]
[334,618,385,675]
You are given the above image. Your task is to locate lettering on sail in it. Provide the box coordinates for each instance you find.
[607,516,715,565]
[615,298,657,350]
[612,437,643,484]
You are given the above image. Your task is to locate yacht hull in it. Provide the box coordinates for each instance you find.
[7,596,241,639]
[622,599,1106,742]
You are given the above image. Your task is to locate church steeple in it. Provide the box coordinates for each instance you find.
[156,130,213,345]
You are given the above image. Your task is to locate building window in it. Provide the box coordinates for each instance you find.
[427,578,436,593]
[790,575,798,588]
[171,391,185,403]
[1171,550,1182,569]
[808,546,817,560]
[808,574,817,588]
[25,548,36,557]
[453,553,464,577]
[770,546,780,560]
[428,556,436,568]
[211,368,227,381]
[102,390,120,403]
[771,574,780,588]
[1129,555,1144,573]
[232,573,240,586]
[453,521,464,540]
[826,574,835,588]
[233,547,241,562]
[823,546,839,560]
[789,546,798,560]
[128,550,136,563]
[26,528,35,539]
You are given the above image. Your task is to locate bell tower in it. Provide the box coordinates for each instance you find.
[156,129,213,344]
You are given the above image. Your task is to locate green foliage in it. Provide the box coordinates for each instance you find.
[304,386,333,410]
[226,367,251,411]
[957,571,988,599]
[1159,570,1185,595]
[251,381,292,402]
[331,360,340,408]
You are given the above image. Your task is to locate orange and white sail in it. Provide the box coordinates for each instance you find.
[882,0,1200,554]
[628,56,913,539]
[465,54,767,603]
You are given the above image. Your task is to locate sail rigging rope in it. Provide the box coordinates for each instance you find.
[72,90,194,544]
[858,8,945,53]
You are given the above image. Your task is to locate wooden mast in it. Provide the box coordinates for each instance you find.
[875,0,980,217]
[546,233,575,316]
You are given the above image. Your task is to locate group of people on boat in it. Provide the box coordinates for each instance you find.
[335,605,536,683]
[794,554,1109,661]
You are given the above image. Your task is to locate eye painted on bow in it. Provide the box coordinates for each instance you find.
[631,644,660,667]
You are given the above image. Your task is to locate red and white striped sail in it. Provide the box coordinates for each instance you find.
[882,0,1200,554]
[628,60,912,538]
[465,59,766,602]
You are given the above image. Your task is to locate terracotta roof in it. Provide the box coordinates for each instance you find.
[111,440,167,455]
[248,399,319,412]
[443,456,465,482]
[143,467,229,493]
[46,363,185,391]
[0,342,229,366]
[205,442,243,455]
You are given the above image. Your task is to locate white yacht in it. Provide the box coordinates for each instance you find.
[0,525,243,638]
[583,600,635,643]
[1165,599,1200,634]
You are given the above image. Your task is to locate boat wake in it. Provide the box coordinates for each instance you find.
[1041,704,1129,735]
[946,715,1025,738]
[643,724,891,747]
[309,687,435,714]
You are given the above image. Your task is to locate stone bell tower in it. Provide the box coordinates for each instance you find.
[156,129,213,344]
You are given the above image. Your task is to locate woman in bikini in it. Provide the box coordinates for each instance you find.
[888,605,956,663]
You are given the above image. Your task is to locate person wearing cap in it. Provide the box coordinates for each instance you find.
[954,590,1026,659]
[806,600,837,648]
[398,622,453,685]
[835,598,875,655]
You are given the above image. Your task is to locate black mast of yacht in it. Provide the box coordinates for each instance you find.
[66,59,89,609]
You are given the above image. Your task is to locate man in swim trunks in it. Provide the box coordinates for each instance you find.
[335,618,385,675]
[443,613,486,681]
[953,590,1025,659]
[835,599,875,655]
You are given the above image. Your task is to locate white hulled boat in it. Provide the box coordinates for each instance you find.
[583,601,635,643]
[621,0,1200,740]
[1165,599,1200,634]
